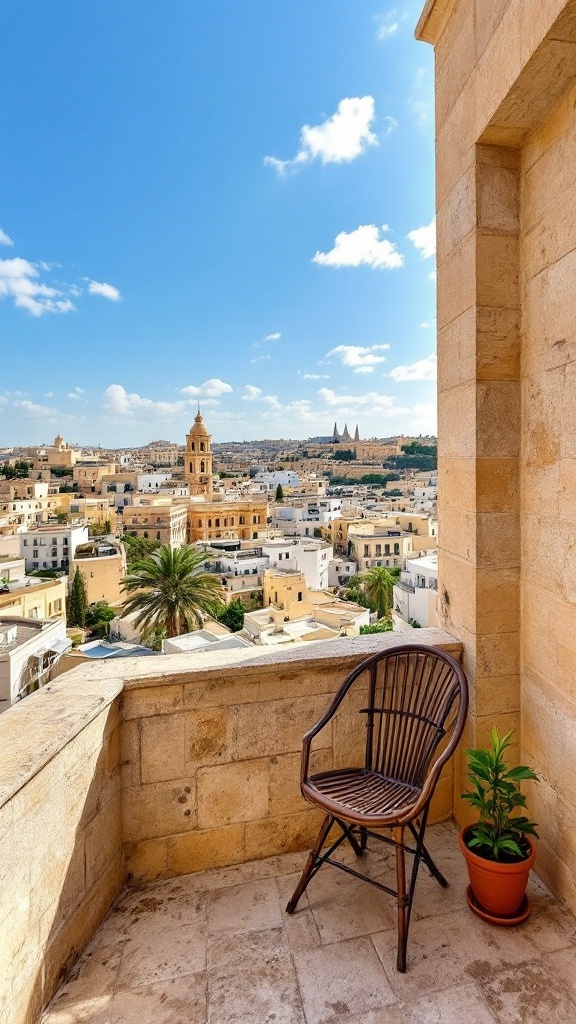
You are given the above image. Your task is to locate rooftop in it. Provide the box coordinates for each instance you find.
[42,821,576,1024]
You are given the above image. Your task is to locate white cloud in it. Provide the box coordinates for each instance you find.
[264,96,378,174]
[318,387,397,412]
[326,343,390,373]
[429,270,437,281]
[0,258,76,316]
[313,225,404,270]
[420,322,430,329]
[180,378,233,398]
[242,385,262,401]
[67,387,85,400]
[44,392,53,398]
[251,354,271,363]
[264,332,281,342]
[103,385,190,419]
[376,10,399,38]
[0,228,14,247]
[85,278,122,302]
[14,399,57,418]
[298,371,330,380]
[407,218,436,260]
[388,353,437,382]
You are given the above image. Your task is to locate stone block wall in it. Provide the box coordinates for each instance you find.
[0,675,123,1024]
[120,634,461,883]
[0,632,462,1024]
[417,0,576,909]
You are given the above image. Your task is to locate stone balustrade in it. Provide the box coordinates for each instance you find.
[0,630,461,1024]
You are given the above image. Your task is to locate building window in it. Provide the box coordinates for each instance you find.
[156,531,161,540]
[384,544,390,555]
[200,442,206,452]
[23,539,27,546]
[215,518,220,527]
[197,519,202,527]
[208,519,212,527]
[375,544,381,556]
[363,545,369,557]
[144,531,148,539]
[200,460,205,473]
[297,592,303,601]
[239,516,245,525]
[394,543,400,555]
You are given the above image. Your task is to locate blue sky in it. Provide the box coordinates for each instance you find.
[0,1,436,446]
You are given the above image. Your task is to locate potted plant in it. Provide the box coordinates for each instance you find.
[459,727,540,923]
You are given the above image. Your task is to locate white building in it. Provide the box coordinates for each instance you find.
[0,616,70,712]
[328,557,358,588]
[19,524,89,571]
[272,499,342,538]
[393,553,439,630]
[253,470,300,490]
[261,538,333,590]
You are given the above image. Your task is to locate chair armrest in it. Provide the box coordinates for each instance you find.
[299,674,359,785]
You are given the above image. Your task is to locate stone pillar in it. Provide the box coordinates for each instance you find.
[437,142,521,819]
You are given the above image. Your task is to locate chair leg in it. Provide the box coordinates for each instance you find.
[338,819,363,858]
[360,826,368,852]
[408,820,448,889]
[395,826,409,973]
[286,815,333,914]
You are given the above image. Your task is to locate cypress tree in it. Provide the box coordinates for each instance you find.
[275,483,284,502]
[68,567,88,627]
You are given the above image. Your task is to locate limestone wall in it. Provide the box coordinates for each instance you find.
[519,76,576,907]
[0,631,461,1023]
[0,675,123,1024]
[418,0,576,909]
[119,632,462,882]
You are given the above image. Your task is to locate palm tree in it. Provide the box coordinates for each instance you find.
[121,545,223,638]
[357,565,401,620]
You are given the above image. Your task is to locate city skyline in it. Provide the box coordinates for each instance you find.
[0,1,436,445]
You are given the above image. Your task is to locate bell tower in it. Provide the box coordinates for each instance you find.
[185,410,213,497]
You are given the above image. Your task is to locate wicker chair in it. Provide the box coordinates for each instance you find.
[286,644,468,972]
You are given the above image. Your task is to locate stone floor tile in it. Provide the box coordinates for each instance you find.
[109,974,207,1024]
[276,874,322,952]
[207,878,283,936]
[318,983,497,1024]
[308,874,395,945]
[480,960,576,1023]
[541,947,576,1001]
[207,927,305,1024]
[42,943,124,1024]
[372,907,538,999]
[117,917,207,988]
[293,936,397,1024]
[115,883,207,930]
[522,875,576,953]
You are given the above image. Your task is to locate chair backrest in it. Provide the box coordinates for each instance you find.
[352,645,467,787]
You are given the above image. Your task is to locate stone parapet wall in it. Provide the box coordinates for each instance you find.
[0,630,461,1024]
[118,632,462,883]
[0,675,124,1024]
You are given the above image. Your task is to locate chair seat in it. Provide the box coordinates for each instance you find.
[302,768,422,826]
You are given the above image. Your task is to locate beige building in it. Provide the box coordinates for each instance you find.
[31,434,81,470]
[73,461,117,492]
[188,499,268,543]
[0,556,66,621]
[417,0,576,908]
[124,497,188,549]
[71,542,127,605]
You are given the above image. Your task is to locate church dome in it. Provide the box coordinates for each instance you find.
[189,411,209,436]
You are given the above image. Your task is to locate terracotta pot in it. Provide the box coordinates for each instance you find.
[459,827,536,917]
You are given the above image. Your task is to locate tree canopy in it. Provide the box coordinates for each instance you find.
[121,544,223,637]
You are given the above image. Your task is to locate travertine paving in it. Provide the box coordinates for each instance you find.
[43,823,576,1024]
